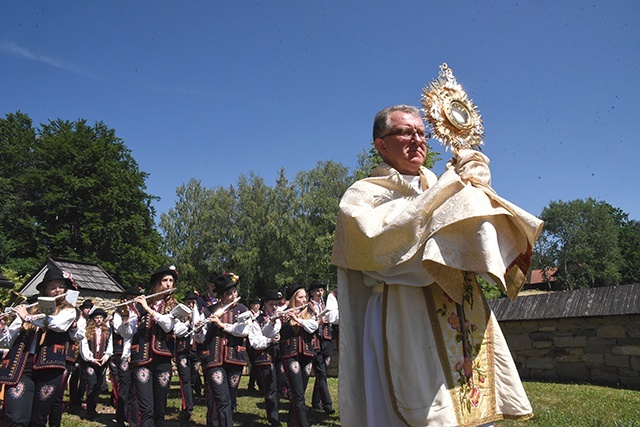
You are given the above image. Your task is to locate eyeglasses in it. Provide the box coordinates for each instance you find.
[380,127,430,142]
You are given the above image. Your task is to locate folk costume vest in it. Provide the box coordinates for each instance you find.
[112,308,126,356]
[65,308,82,364]
[200,302,248,369]
[279,312,319,359]
[0,327,68,386]
[130,302,174,366]
[252,313,279,366]
[311,299,333,341]
[89,327,111,361]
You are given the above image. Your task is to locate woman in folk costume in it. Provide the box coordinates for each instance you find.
[48,298,84,427]
[307,280,337,414]
[80,307,113,420]
[111,286,142,427]
[0,267,77,427]
[129,265,189,427]
[173,290,202,423]
[278,283,320,427]
[248,289,284,427]
[194,272,250,427]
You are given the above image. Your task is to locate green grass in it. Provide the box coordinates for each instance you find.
[60,375,340,426]
[59,378,640,426]
[497,382,640,427]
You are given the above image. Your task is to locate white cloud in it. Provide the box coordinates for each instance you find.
[0,40,96,78]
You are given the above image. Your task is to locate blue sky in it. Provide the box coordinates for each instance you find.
[2,1,639,223]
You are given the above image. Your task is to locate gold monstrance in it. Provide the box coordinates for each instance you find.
[421,63,484,154]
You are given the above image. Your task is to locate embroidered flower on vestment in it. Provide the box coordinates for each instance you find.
[470,386,480,406]
[448,312,461,330]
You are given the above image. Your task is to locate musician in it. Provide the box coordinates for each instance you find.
[246,296,262,394]
[194,273,250,427]
[279,283,319,427]
[248,289,283,427]
[0,267,77,427]
[129,265,189,427]
[80,307,113,420]
[173,290,202,422]
[111,286,141,427]
[197,272,219,314]
[307,280,337,414]
[48,300,85,427]
[68,299,93,410]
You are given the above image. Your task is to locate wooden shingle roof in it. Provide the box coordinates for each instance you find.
[488,283,640,321]
[20,257,125,297]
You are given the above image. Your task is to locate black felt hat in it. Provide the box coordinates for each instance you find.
[207,272,219,283]
[89,307,107,319]
[79,299,94,310]
[308,280,327,292]
[285,283,306,300]
[183,290,199,301]
[264,289,283,302]
[36,267,74,292]
[122,286,143,297]
[214,274,237,295]
[149,265,178,286]
[248,296,261,305]
[0,273,14,289]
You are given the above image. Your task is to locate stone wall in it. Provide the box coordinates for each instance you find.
[499,314,640,389]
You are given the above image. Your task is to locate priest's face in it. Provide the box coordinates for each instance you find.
[374,111,427,175]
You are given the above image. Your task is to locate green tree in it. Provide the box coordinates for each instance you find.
[289,161,351,286]
[160,179,235,295]
[0,112,164,286]
[533,198,625,290]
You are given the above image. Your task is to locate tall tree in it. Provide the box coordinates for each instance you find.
[0,112,164,286]
[533,198,625,290]
[160,179,235,294]
[290,161,351,285]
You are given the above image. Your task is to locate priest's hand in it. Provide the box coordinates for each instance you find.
[452,149,491,187]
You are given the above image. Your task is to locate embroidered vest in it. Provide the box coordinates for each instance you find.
[65,308,82,363]
[0,329,32,386]
[130,303,174,366]
[279,318,319,359]
[112,309,126,356]
[200,303,248,369]
[252,313,279,366]
[90,327,111,361]
[312,299,333,341]
[33,328,68,370]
